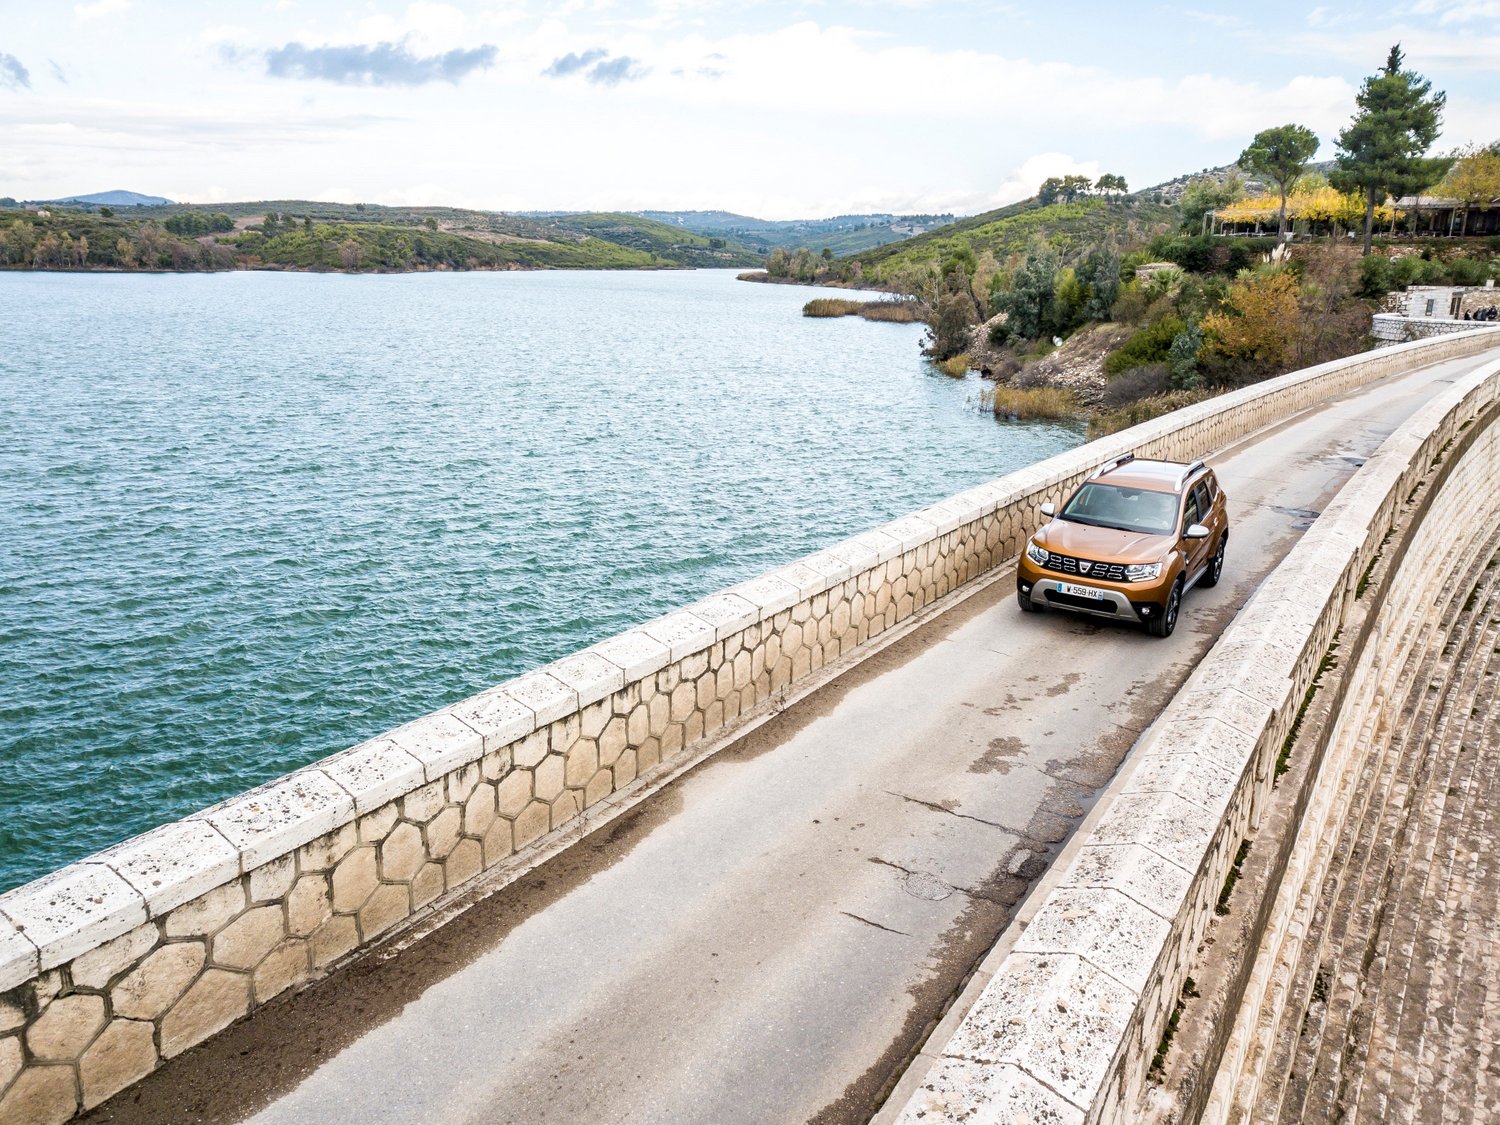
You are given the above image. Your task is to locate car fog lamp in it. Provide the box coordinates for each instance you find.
[1124,562,1162,581]
[1025,541,1048,566]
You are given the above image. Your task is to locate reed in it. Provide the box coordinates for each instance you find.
[985,385,1081,421]
[858,302,921,322]
[936,353,971,378]
[802,298,864,317]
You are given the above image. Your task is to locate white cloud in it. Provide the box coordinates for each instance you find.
[73,0,130,23]
[1405,0,1500,22]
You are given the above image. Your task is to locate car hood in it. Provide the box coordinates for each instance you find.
[1036,519,1173,564]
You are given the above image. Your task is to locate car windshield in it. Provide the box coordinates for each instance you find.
[1060,482,1178,535]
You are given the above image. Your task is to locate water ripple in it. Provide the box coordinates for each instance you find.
[0,269,1082,891]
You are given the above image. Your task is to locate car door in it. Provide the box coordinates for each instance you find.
[1182,482,1213,580]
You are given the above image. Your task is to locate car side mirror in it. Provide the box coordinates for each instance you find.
[1185,523,1211,540]
[1039,502,1055,517]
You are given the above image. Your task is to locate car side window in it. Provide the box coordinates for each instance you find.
[1183,489,1200,529]
[1191,482,1212,523]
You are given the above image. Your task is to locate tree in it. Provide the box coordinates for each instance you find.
[1081,244,1121,320]
[1060,174,1093,202]
[99,206,114,218]
[991,245,1059,340]
[766,247,789,277]
[923,292,979,359]
[1038,177,1063,205]
[1439,144,1500,235]
[1332,45,1448,255]
[1238,124,1320,239]
[1179,173,1245,233]
[1096,173,1128,195]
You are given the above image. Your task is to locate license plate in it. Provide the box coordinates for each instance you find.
[1059,582,1104,600]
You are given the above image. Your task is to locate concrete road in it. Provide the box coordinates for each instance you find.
[85,347,1500,1125]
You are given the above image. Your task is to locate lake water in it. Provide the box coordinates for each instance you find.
[0,269,1082,892]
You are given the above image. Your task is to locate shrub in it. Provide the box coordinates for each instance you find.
[1446,256,1490,285]
[1169,324,1204,389]
[1357,254,1394,298]
[1201,271,1300,376]
[986,386,1081,421]
[1098,363,1172,408]
[1087,389,1213,438]
[1105,316,1188,375]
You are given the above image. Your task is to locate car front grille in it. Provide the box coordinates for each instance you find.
[1040,551,1128,582]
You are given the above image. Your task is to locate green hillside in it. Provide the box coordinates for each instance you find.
[852,197,1180,282]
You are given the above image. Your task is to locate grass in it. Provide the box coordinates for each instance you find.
[1356,527,1395,599]
[936,353,971,378]
[984,385,1080,420]
[1276,636,1341,778]
[1216,839,1252,916]
[1087,389,1212,438]
[1149,977,1200,1079]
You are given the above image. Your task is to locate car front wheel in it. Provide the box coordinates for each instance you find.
[1018,589,1040,613]
[1148,580,1182,638]
[1200,535,1226,588]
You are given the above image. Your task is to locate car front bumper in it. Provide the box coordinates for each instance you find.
[1017,558,1172,626]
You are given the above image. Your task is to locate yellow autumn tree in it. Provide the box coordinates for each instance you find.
[1216,180,1399,227]
[1440,146,1500,235]
[1201,270,1302,375]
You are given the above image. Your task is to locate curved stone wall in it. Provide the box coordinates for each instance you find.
[892,341,1500,1124]
[3,329,1499,1123]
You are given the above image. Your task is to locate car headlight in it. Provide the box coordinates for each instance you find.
[1124,561,1162,581]
[1025,541,1048,566]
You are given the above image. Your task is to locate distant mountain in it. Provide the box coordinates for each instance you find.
[631,210,955,257]
[48,190,173,207]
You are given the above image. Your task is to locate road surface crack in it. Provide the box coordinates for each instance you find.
[884,790,1015,831]
[841,911,909,936]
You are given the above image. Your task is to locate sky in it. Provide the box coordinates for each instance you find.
[2,0,1497,219]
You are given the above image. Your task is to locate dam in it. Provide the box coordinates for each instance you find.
[3,328,1499,1124]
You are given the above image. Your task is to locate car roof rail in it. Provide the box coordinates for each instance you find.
[1174,459,1207,489]
[1089,451,1135,480]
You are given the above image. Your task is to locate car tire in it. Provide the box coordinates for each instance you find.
[1200,535,1227,588]
[1148,580,1182,638]
[1018,589,1040,613]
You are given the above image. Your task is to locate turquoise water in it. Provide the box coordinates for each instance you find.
[0,269,1082,892]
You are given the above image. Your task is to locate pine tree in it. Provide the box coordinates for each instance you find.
[1238,124,1320,240]
[1332,45,1449,255]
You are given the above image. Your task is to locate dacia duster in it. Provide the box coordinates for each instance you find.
[1016,453,1228,638]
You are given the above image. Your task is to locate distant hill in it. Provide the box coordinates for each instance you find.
[635,210,954,256]
[517,209,952,256]
[47,190,173,207]
[0,199,764,273]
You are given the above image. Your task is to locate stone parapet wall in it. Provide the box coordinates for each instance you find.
[893,341,1500,1124]
[3,329,1499,1123]
[1371,312,1499,346]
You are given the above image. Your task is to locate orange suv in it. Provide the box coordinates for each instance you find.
[1016,453,1228,637]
